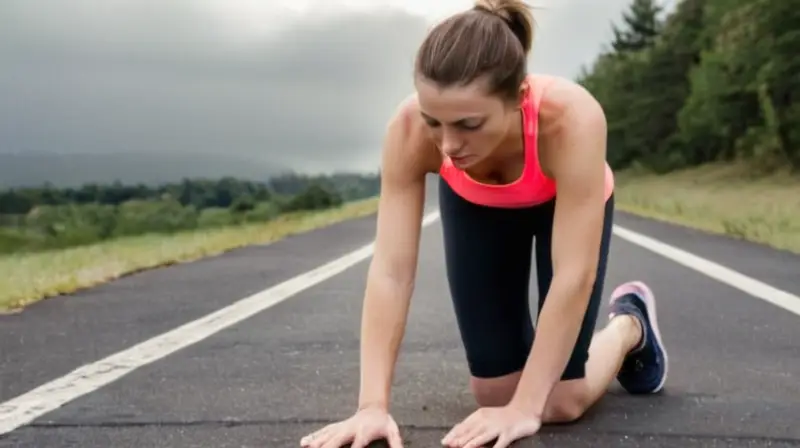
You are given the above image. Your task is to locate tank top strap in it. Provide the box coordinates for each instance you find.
[520,77,543,168]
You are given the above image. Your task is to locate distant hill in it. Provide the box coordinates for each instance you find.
[0,152,288,188]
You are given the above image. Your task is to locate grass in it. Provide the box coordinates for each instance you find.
[614,162,800,254]
[6,162,796,312]
[0,197,379,313]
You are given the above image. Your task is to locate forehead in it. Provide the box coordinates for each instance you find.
[414,77,501,121]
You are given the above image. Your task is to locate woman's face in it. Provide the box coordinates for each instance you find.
[414,76,521,170]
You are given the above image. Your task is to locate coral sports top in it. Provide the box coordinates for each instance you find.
[438,77,615,209]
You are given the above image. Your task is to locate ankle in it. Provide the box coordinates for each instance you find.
[612,314,643,353]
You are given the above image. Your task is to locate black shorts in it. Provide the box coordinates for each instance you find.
[438,176,614,381]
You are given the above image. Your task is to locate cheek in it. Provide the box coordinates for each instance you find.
[469,127,505,149]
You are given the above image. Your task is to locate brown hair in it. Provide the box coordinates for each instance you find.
[414,0,535,103]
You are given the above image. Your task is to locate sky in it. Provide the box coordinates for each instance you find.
[0,0,672,178]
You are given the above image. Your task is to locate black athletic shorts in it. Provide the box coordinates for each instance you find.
[438,176,614,381]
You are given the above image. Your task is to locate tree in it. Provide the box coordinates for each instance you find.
[611,0,664,53]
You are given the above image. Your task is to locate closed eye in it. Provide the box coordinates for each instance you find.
[420,112,484,131]
[423,118,441,128]
[457,121,483,131]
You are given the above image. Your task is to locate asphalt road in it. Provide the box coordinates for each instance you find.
[2,179,799,447]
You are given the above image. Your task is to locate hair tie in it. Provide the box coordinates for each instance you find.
[472,4,512,23]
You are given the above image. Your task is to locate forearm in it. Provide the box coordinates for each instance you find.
[510,271,594,416]
[357,271,413,411]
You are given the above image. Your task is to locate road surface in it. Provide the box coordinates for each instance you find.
[2,179,799,447]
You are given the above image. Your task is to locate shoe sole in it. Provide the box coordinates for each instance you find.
[610,281,669,393]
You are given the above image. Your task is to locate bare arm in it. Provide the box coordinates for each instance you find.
[357,100,433,411]
[510,83,608,416]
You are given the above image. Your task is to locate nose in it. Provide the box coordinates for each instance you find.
[440,129,464,157]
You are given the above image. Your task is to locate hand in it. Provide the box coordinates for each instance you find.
[440,404,542,448]
[299,405,403,448]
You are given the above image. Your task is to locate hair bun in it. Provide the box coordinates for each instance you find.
[473,0,512,21]
[472,0,534,55]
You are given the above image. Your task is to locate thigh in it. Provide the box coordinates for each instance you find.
[438,177,536,379]
[533,194,615,381]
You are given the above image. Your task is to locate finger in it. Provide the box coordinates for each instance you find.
[456,421,488,445]
[463,429,497,448]
[350,432,366,448]
[492,433,512,448]
[307,426,340,448]
[303,433,324,448]
[351,427,379,448]
[321,429,355,448]
[448,409,485,442]
[300,424,335,447]
[386,427,404,448]
[299,431,321,447]
[441,423,464,446]
[442,418,473,446]
[444,417,474,441]
[300,429,318,446]
[459,423,492,448]
[307,430,332,448]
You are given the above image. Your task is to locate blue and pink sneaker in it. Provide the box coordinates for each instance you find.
[608,281,668,394]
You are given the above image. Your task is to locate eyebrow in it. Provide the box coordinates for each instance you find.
[419,111,485,125]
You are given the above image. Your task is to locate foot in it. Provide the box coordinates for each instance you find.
[608,281,668,394]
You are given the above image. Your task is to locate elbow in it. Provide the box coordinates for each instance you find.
[366,258,415,299]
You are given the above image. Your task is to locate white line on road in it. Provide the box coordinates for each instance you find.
[613,225,800,317]
[0,211,441,436]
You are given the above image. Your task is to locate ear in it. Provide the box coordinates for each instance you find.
[516,79,530,106]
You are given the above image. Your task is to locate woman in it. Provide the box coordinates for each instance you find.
[300,1,668,447]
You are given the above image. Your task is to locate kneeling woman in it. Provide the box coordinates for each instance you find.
[300,1,668,447]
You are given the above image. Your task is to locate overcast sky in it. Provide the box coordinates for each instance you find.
[0,0,672,175]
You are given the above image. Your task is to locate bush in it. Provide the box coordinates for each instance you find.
[282,184,343,212]
[112,199,199,237]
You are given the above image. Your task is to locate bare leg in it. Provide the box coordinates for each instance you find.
[471,281,668,423]
[470,314,640,421]
[541,314,641,422]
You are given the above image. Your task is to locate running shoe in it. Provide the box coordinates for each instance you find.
[608,281,668,394]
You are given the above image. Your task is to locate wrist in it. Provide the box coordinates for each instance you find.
[357,380,390,412]
[357,400,388,412]
[508,390,546,420]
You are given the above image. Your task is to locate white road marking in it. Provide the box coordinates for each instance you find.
[613,225,800,317]
[0,211,442,436]
[1,208,798,436]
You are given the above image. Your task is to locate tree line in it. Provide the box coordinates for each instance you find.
[577,0,799,173]
[0,171,381,254]
[0,171,380,215]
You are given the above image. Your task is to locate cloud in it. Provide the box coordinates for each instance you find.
[0,0,430,174]
[0,0,669,181]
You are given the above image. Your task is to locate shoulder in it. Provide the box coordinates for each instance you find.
[530,74,606,139]
[381,93,442,175]
[528,74,607,182]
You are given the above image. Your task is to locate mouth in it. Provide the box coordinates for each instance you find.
[449,155,474,167]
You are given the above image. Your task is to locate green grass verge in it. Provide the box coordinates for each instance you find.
[7,163,795,313]
[0,197,379,313]
[615,162,800,254]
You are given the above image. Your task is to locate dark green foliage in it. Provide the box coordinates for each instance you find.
[282,184,344,212]
[611,0,664,53]
[577,0,800,173]
[0,172,380,254]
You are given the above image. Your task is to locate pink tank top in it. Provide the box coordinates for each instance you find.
[438,78,615,209]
